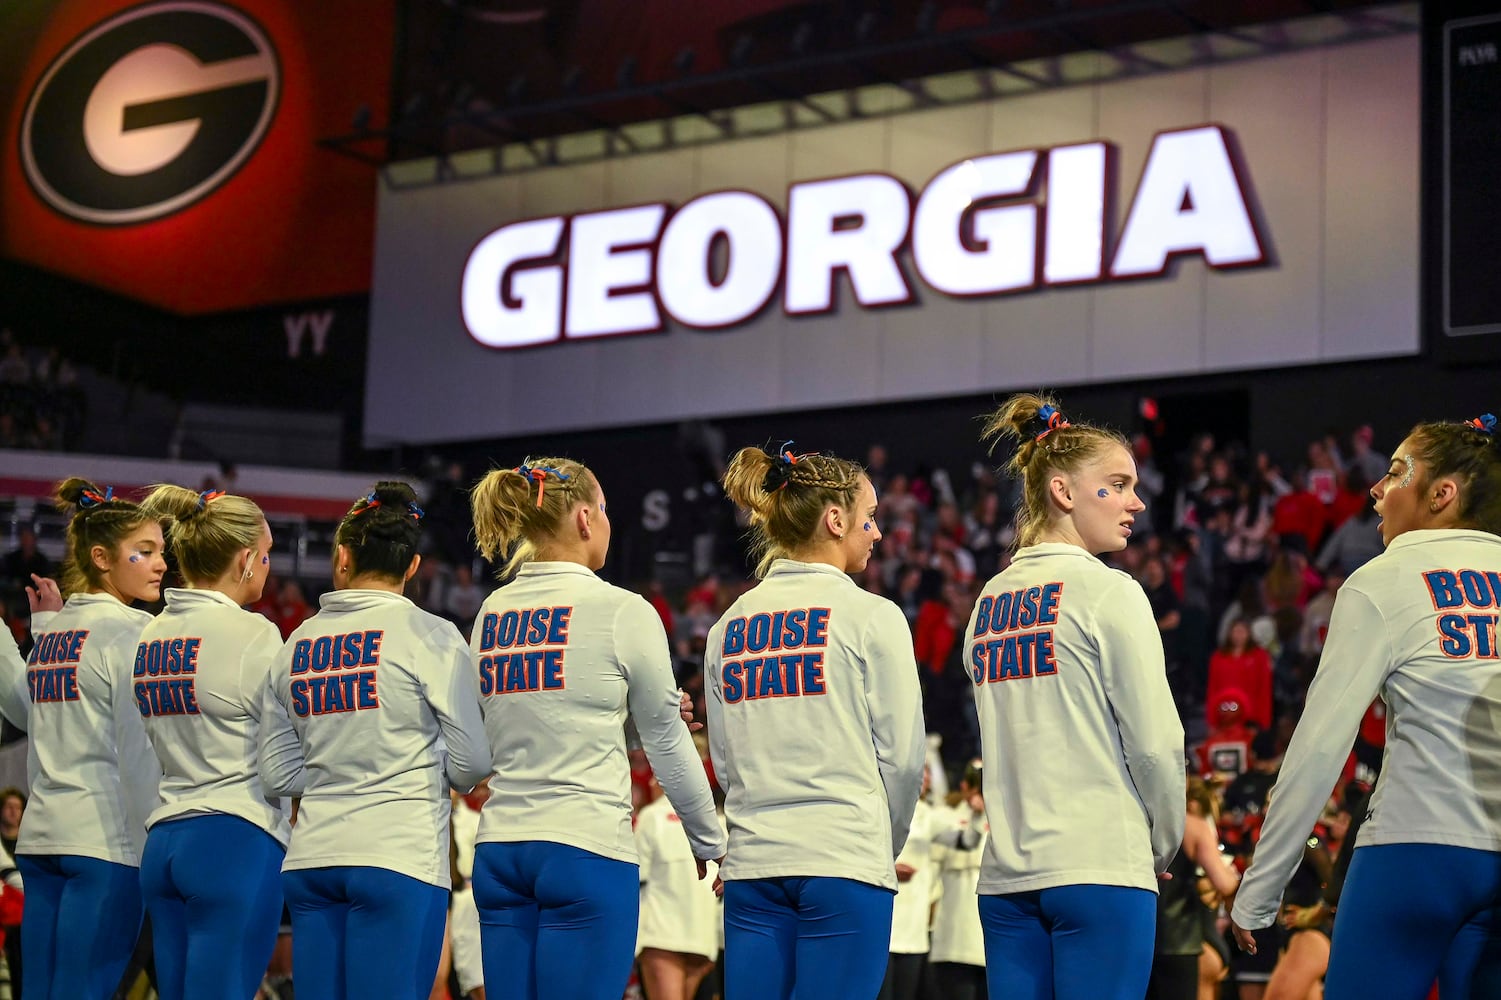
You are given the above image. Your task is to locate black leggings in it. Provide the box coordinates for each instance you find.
[931,961,986,1000]
[1146,953,1200,1000]
[878,952,928,1000]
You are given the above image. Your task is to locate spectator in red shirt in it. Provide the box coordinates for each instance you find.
[1197,694,1257,779]
[1206,620,1274,732]
[1272,471,1328,555]
[273,578,311,639]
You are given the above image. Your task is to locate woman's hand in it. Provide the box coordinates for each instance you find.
[26,575,62,614]
[1280,901,1329,931]
[679,689,703,732]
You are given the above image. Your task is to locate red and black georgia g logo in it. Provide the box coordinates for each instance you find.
[21,1,279,225]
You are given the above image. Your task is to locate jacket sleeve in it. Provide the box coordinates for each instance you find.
[108,625,161,850]
[238,620,286,726]
[1096,578,1186,873]
[704,620,730,816]
[1232,586,1389,930]
[0,626,28,731]
[862,599,927,858]
[422,624,492,793]
[619,598,726,861]
[257,645,306,797]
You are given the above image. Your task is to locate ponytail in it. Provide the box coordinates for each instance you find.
[722,442,865,578]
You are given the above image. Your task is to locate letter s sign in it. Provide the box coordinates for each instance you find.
[21,2,279,225]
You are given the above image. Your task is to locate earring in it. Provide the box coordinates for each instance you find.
[1430,500,1441,512]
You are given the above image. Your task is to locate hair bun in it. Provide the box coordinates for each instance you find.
[370,481,418,507]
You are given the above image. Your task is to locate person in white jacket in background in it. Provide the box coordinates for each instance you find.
[634,768,725,1000]
[467,459,724,1000]
[708,442,926,1000]
[260,482,490,1000]
[967,396,1185,1000]
[929,761,989,1000]
[880,764,939,1000]
[134,484,287,1000]
[20,478,164,999]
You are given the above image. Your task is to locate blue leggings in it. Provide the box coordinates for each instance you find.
[16,853,143,1000]
[722,876,895,1000]
[140,815,285,1000]
[979,884,1157,1000]
[282,866,448,1000]
[472,841,640,1000]
[1326,844,1501,1000]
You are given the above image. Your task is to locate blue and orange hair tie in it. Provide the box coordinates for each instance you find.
[1466,413,1497,435]
[197,489,225,509]
[763,441,804,492]
[1034,405,1071,441]
[515,464,571,508]
[407,501,425,521]
[358,492,382,513]
[78,486,114,508]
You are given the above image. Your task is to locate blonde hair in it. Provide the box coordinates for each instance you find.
[980,392,1128,548]
[470,457,598,578]
[53,477,152,597]
[140,484,265,585]
[721,443,866,578]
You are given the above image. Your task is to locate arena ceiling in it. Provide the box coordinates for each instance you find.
[324,0,1405,167]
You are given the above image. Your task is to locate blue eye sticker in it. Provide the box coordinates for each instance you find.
[863,522,872,531]
[1097,488,1110,498]
[262,555,269,565]
[129,554,142,563]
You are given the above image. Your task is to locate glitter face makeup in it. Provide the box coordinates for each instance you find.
[1097,488,1110,498]
[1395,454,1414,490]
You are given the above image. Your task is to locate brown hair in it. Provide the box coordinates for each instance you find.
[336,482,424,583]
[1186,775,1218,822]
[140,484,265,585]
[1407,416,1501,535]
[721,443,866,579]
[979,393,1128,548]
[53,478,152,597]
[470,458,597,578]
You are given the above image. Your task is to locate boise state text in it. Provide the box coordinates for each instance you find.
[970,583,1062,684]
[720,608,829,703]
[27,629,89,703]
[134,637,202,715]
[477,607,571,694]
[1426,570,1501,657]
[290,631,382,716]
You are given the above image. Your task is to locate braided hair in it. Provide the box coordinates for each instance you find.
[721,442,866,579]
[979,393,1128,549]
[53,478,152,597]
[336,482,425,583]
[470,457,597,578]
[1407,413,1501,535]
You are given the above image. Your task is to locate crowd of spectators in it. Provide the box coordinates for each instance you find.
[0,329,84,453]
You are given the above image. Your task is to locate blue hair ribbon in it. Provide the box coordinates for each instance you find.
[197,489,225,509]
[1467,413,1497,435]
[1034,405,1070,441]
[79,486,114,508]
[515,464,571,508]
